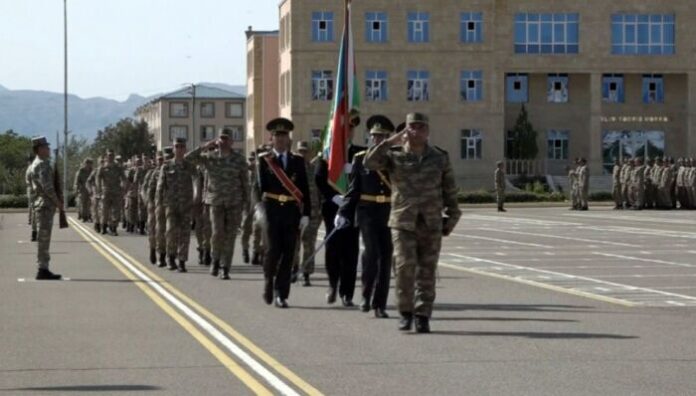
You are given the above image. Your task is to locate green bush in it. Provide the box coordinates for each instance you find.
[0,195,28,208]
[458,190,566,204]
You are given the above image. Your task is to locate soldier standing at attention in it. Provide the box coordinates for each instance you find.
[256,118,310,308]
[292,141,323,287]
[157,138,196,273]
[611,159,622,210]
[644,158,655,209]
[567,164,578,210]
[73,158,93,221]
[96,149,126,236]
[25,155,37,241]
[336,115,395,318]
[495,161,506,212]
[241,152,259,264]
[365,113,461,333]
[577,158,589,210]
[632,157,646,210]
[186,128,249,280]
[28,137,63,280]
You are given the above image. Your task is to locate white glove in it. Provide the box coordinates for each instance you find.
[343,163,353,174]
[331,195,345,206]
[334,215,349,230]
[299,216,309,230]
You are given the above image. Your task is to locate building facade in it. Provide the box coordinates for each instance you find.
[261,0,696,189]
[135,85,246,152]
[245,29,280,154]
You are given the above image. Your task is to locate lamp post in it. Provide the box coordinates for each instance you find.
[63,0,69,199]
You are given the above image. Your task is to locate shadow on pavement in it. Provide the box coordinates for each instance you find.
[0,384,161,392]
[422,331,638,339]
[431,317,579,323]
[425,303,596,313]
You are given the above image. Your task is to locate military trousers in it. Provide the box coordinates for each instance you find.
[358,206,392,310]
[156,207,167,254]
[78,189,91,220]
[633,185,645,209]
[127,196,139,225]
[579,186,589,209]
[322,203,360,300]
[92,197,101,225]
[165,205,192,261]
[241,206,262,254]
[193,203,211,251]
[393,218,442,318]
[210,204,242,269]
[496,190,505,210]
[292,213,321,275]
[100,193,121,228]
[612,184,622,208]
[138,196,148,224]
[36,206,56,270]
[263,201,300,300]
[147,203,157,251]
[28,200,36,232]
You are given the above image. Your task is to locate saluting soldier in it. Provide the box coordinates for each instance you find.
[186,128,249,280]
[28,137,63,280]
[495,161,506,212]
[315,109,365,307]
[336,115,395,318]
[256,118,311,308]
[365,113,461,333]
[25,155,37,241]
[96,149,126,235]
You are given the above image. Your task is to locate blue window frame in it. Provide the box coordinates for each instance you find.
[547,130,569,160]
[365,12,388,43]
[602,74,625,103]
[506,73,528,103]
[611,14,674,55]
[460,12,483,43]
[547,74,569,103]
[407,70,429,101]
[407,12,429,43]
[642,74,664,104]
[311,70,333,101]
[514,13,579,54]
[312,12,334,42]
[460,71,483,102]
[365,70,388,101]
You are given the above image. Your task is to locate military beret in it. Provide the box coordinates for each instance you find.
[296,141,310,151]
[406,112,429,126]
[366,115,395,136]
[32,136,50,148]
[266,117,294,135]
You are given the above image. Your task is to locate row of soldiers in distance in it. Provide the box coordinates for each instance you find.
[611,156,696,210]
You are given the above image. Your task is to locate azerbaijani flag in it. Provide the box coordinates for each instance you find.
[322,0,360,194]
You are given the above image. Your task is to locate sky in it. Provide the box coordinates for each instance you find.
[0,0,280,101]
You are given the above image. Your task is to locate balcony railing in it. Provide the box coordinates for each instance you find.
[505,158,547,176]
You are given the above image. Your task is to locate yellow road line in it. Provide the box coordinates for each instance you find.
[439,262,637,307]
[69,219,273,396]
[71,218,323,396]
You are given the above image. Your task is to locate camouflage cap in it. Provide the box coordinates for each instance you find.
[406,112,429,125]
[266,117,294,135]
[219,128,232,139]
[366,115,395,136]
[174,137,187,146]
[32,136,50,148]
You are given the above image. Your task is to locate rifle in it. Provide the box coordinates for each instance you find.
[54,159,69,229]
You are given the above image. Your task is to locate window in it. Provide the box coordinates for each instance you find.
[170,102,188,118]
[226,102,244,118]
[407,70,429,101]
[312,12,334,42]
[311,129,323,143]
[461,129,482,160]
[200,125,215,141]
[602,74,625,103]
[547,74,569,103]
[547,130,569,160]
[169,125,188,141]
[514,13,579,54]
[407,12,429,43]
[224,126,245,142]
[312,70,333,101]
[643,74,664,104]
[506,73,528,103]
[460,12,483,43]
[366,12,388,42]
[200,102,215,118]
[611,14,675,55]
[365,70,388,101]
[602,130,665,174]
[460,70,483,102]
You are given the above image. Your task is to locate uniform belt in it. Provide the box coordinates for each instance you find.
[360,194,391,203]
[263,192,296,202]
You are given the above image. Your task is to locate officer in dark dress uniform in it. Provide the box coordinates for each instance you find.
[336,115,395,318]
[315,109,365,307]
[257,118,311,308]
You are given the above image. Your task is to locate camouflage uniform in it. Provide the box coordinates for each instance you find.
[630,162,646,209]
[241,161,263,260]
[620,161,633,208]
[193,166,212,263]
[157,156,196,266]
[96,160,125,231]
[611,162,622,209]
[143,159,164,262]
[577,162,589,210]
[568,168,579,209]
[135,163,149,230]
[25,164,36,234]
[125,165,140,230]
[87,162,101,229]
[29,154,60,271]
[494,165,506,211]
[73,161,92,221]
[292,156,322,276]
[364,132,461,319]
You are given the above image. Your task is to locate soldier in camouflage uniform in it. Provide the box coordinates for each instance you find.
[143,151,164,264]
[73,158,93,222]
[364,113,461,333]
[96,149,126,235]
[241,152,262,264]
[192,151,213,266]
[644,158,655,209]
[687,158,696,209]
[292,141,322,287]
[611,159,622,209]
[494,161,506,212]
[125,158,143,233]
[136,156,150,234]
[630,157,646,210]
[25,155,37,241]
[567,163,579,210]
[186,128,249,280]
[28,137,63,280]
[87,156,103,232]
[157,138,196,272]
[620,158,633,209]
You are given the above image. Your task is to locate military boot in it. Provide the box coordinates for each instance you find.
[101,225,108,235]
[204,250,212,266]
[110,225,118,236]
[243,249,250,264]
[168,256,177,271]
[177,260,187,273]
[415,316,430,333]
[139,222,146,235]
[35,268,62,280]
[197,248,204,265]
[31,230,37,242]
[398,313,413,331]
[302,273,311,287]
[95,223,101,233]
[210,260,220,277]
[149,249,156,265]
[359,298,371,312]
[220,267,230,280]
[251,252,261,265]
[158,253,167,268]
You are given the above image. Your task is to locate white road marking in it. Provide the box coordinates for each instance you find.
[667,301,687,307]
[564,212,696,226]
[593,252,696,268]
[580,225,696,240]
[466,214,582,226]
[449,233,553,248]
[478,228,640,247]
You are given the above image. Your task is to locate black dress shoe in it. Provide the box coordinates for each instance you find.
[204,250,212,266]
[35,269,62,280]
[326,288,337,304]
[398,313,413,331]
[149,249,157,265]
[158,253,167,268]
[341,297,354,307]
[274,297,289,308]
[302,273,311,287]
[415,315,430,333]
[210,260,220,277]
[197,248,204,265]
[177,261,187,273]
[243,249,250,264]
[263,280,273,305]
[359,299,370,312]
[31,230,37,242]
[251,252,261,265]
[374,308,389,319]
[220,267,230,280]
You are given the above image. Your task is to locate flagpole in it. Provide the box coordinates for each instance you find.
[342,0,350,158]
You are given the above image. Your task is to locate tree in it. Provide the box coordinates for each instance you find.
[0,130,33,195]
[55,135,92,194]
[506,105,539,160]
[90,118,153,160]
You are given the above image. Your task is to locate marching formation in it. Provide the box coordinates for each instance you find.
[25,111,461,334]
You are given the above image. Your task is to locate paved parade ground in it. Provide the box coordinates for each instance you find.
[2,207,696,395]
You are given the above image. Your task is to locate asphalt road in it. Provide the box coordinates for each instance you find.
[1,207,696,395]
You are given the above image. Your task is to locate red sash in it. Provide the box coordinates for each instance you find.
[264,154,304,212]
